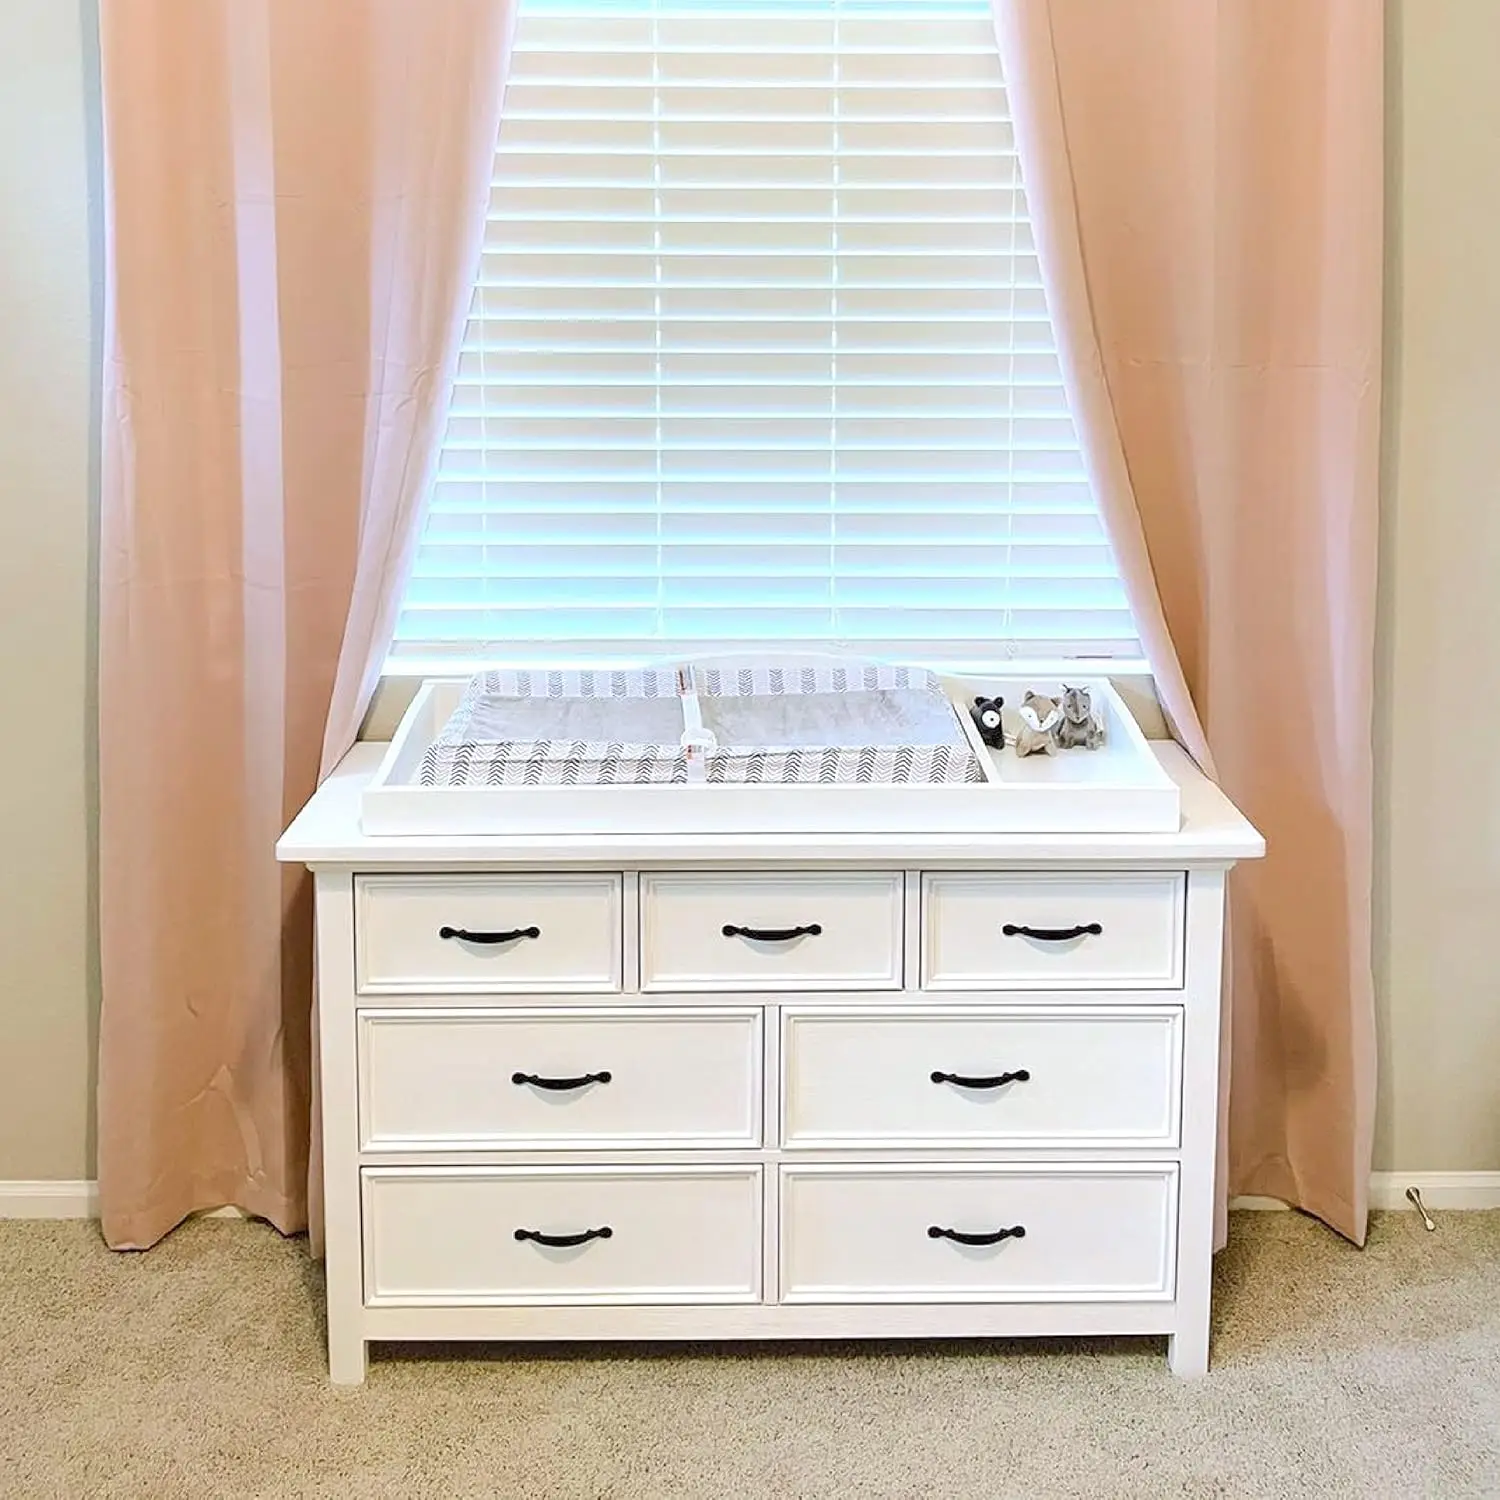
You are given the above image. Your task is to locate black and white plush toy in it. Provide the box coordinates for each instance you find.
[969,695,1006,749]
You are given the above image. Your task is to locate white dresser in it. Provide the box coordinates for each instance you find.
[279,741,1261,1385]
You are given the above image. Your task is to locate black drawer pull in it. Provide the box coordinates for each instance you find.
[439,925,541,945]
[931,1069,1030,1090]
[512,1070,612,1092]
[928,1224,1026,1247]
[1001,922,1102,942]
[514,1226,613,1249]
[722,923,823,942]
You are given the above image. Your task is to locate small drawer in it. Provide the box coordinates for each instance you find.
[780,1165,1177,1304]
[355,874,623,994]
[921,872,1185,990]
[640,871,903,992]
[782,1007,1181,1150]
[358,1008,762,1151]
[362,1166,763,1306]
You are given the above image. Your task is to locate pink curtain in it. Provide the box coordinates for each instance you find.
[993,0,1382,1243]
[97,0,517,1250]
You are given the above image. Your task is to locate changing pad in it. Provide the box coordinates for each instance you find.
[419,667,690,787]
[693,663,983,785]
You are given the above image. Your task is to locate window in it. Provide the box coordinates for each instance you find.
[391,0,1141,671]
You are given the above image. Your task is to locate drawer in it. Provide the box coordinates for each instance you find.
[640,871,903,992]
[362,1166,763,1306]
[921,872,1185,990]
[355,874,622,994]
[358,1008,761,1151]
[782,1007,1181,1150]
[780,1165,1177,1303]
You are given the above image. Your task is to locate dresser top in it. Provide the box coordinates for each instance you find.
[278,742,1263,868]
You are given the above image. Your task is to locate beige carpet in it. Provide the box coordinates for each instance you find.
[0,1210,1496,1499]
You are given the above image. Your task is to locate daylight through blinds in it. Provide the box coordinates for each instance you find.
[392,0,1141,668]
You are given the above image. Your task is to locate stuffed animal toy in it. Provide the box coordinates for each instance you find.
[969,695,1006,749]
[1054,685,1104,750]
[1014,690,1061,757]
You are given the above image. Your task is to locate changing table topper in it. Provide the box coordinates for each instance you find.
[363,657,1179,837]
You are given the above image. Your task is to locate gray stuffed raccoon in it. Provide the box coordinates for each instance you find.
[1055,685,1104,750]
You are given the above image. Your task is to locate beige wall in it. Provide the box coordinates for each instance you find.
[0,0,99,1179]
[1374,0,1500,1172]
[0,0,1495,1183]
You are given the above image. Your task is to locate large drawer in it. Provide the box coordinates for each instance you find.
[780,1165,1177,1304]
[358,1008,762,1151]
[781,1007,1181,1150]
[921,872,1185,990]
[640,872,903,992]
[355,874,623,994]
[362,1166,763,1306]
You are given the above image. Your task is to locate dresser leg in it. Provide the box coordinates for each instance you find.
[314,870,369,1388]
[1167,1324,1209,1378]
[1167,867,1228,1383]
[328,1329,368,1386]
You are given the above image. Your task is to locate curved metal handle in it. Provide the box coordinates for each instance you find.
[512,1070,612,1092]
[928,1224,1026,1247]
[439,925,541,945]
[722,923,823,942]
[1001,922,1101,942]
[514,1226,613,1249]
[931,1069,1030,1090]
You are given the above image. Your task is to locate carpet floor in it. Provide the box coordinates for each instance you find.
[0,1209,1496,1499]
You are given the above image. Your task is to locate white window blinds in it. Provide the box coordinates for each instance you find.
[391,0,1142,670]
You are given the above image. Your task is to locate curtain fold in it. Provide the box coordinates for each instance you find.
[992,0,1381,1243]
[97,0,517,1250]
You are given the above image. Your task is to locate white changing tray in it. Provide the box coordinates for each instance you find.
[362,664,1181,837]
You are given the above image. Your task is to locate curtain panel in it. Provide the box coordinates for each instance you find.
[992,0,1382,1243]
[97,0,517,1249]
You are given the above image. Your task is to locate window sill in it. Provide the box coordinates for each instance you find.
[362,659,1166,743]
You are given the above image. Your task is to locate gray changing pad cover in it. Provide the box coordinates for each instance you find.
[419,664,984,787]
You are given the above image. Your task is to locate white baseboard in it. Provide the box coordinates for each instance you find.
[0,1181,99,1218]
[0,1182,244,1221]
[1232,1171,1500,1213]
[1368,1171,1500,1210]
